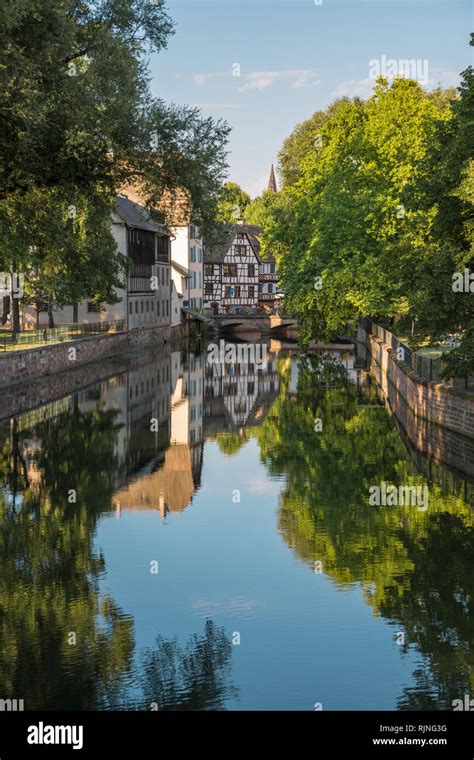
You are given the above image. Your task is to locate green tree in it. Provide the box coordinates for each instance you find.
[264,77,467,344]
[0,0,230,329]
[245,190,280,228]
[216,182,250,223]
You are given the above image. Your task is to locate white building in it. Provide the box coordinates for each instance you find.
[170,224,203,313]
[22,195,172,331]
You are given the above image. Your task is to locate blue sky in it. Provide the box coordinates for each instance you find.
[149,0,473,197]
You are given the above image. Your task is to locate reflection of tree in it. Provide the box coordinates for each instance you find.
[257,355,474,710]
[215,431,249,456]
[0,406,135,710]
[139,619,238,710]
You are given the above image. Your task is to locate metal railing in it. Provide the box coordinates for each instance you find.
[0,320,126,352]
[362,319,472,387]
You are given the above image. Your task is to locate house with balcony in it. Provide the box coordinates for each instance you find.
[203,222,279,313]
[203,223,262,312]
[258,255,279,309]
[22,195,172,330]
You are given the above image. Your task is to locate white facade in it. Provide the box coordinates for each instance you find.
[170,224,203,313]
[21,197,172,331]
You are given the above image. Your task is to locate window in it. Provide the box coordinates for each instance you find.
[135,301,138,313]
[223,264,237,277]
[166,300,169,317]
[270,263,276,273]
[258,284,263,293]
[87,302,100,313]
[141,301,144,313]
[146,300,149,312]
[157,301,160,316]
[129,302,133,315]
[248,264,255,277]
[191,246,196,263]
[248,285,254,299]
[162,268,165,285]
[268,284,274,293]
[204,264,213,277]
[235,245,246,255]
[198,271,201,288]
[151,301,154,312]
[205,282,213,296]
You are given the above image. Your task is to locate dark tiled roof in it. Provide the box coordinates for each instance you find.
[204,223,268,263]
[115,195,166,233]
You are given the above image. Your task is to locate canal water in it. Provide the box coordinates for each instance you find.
[0,340,472,711]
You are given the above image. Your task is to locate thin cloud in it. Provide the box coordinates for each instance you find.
[239,69,319,92]
[192,69,319,92]
[191,103,241,109]
[192,71,231,86]
[331,78,375,99]
[425,68,460,89]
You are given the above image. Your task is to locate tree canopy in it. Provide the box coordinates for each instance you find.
[0,0,230,323]
[262,49,473,362]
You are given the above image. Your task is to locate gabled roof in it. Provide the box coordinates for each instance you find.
[204,223,264,263]
[115,195,167,234]
[172,261,189,278]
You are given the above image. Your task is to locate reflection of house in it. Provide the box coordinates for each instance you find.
[113,350,204,517]
[113,445,195,515]
[204,346,280,431]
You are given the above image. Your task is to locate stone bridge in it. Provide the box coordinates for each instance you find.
[210,314,298,337]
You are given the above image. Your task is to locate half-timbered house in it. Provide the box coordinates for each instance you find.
[204,222,281,313]
[203,223,263,312]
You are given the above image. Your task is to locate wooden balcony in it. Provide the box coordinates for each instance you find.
[259,272,278,282]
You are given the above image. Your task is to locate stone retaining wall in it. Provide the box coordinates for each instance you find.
[0,323,186,390]
[357,325,474,477]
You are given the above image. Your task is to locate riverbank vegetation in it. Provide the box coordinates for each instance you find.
[0,0,230,330]
[258,41,473,372]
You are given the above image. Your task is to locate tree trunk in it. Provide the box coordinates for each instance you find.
[73,302,78,324]
[48,301,55,328]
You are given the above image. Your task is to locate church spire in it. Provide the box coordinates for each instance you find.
[267,163,277,193]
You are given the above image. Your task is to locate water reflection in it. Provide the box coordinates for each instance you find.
[0,341,472,710]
